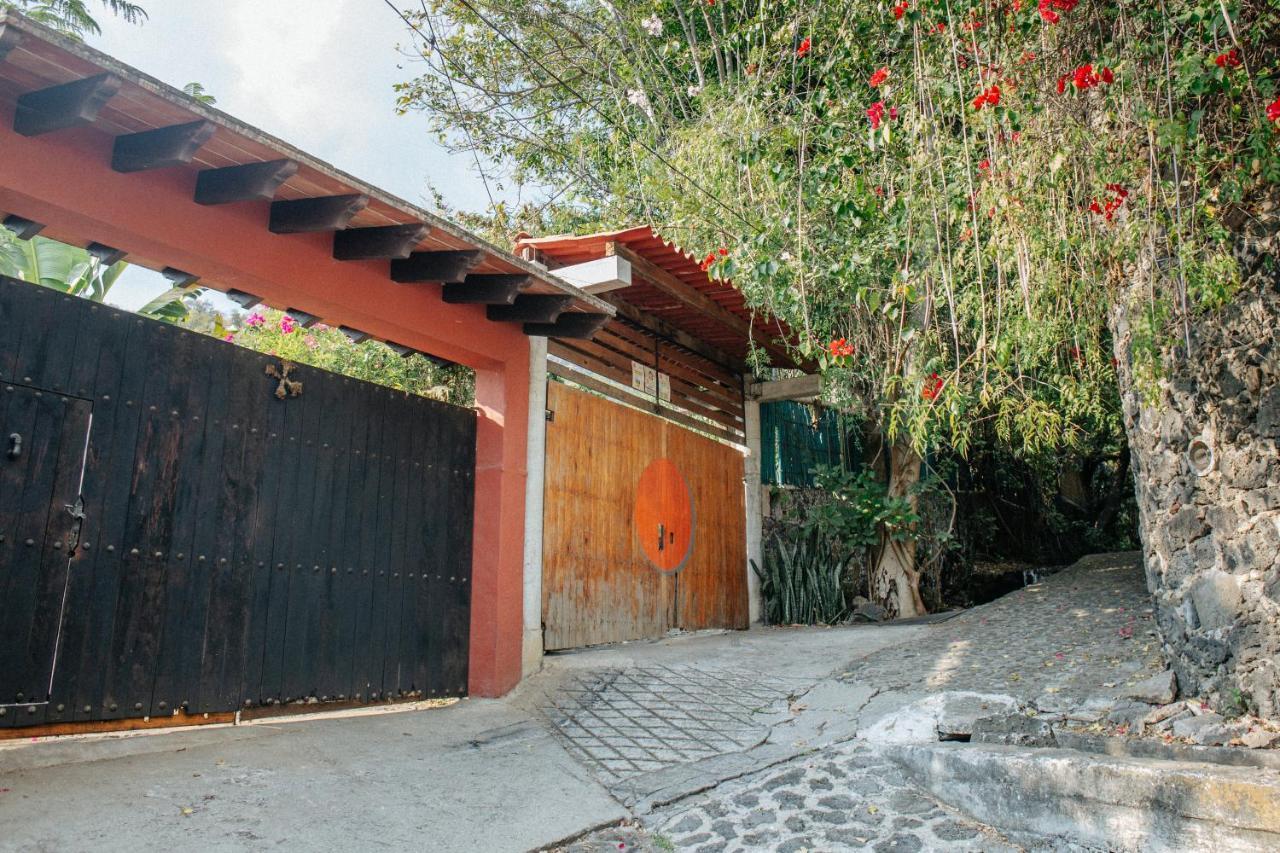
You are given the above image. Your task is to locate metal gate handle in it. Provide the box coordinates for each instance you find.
[6,433,20,459]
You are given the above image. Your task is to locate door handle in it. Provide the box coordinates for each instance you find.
[657,523,665,553]
[6,433,20,459]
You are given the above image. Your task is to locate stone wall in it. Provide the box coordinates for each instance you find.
[1111,218,1280,717]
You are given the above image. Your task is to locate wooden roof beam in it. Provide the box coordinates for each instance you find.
[269,194,369,234]
[606,242,798,369]
[524,312,611,339]
[195,159,298,205]
[486,295,573,323]
[333,223,428,260]
[603,294,746,376]
[442,274,529,305]
[14,72,120,137]
[111,119,215,173]
[390,250,484,283]
[0,23,24,62]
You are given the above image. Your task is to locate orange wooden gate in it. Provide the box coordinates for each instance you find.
[542,382,747,650]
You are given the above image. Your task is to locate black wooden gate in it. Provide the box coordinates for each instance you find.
[0,274,475,728]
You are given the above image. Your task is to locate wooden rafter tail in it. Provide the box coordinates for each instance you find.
[161,267,199,288]
[283,308,319,328]
[389,250,484,283]
[13,73,120,137]
[269,194,370,234]
[525,312,611,339]
[2,214,43,240]
[86,242,125,266]
[332,223,428,260]
[339,326,370,344]
[225,289,261,309]
[485,295,573,324]
[194,159,299,205]
[111,120,216,173]
[441,274,529,305]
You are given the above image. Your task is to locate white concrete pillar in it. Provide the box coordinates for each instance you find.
[521,336,549,677]
[744,391,764,624]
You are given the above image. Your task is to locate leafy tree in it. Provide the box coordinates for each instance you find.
[396,0,1279,616]
[1,0,146,38]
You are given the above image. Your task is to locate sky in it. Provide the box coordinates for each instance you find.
[89,0,500,309]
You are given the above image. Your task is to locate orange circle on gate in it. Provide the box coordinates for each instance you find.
[634,458,694,574]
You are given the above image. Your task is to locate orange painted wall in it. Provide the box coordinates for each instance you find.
[0,110,529,697]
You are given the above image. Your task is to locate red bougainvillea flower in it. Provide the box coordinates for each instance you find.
[699,251,718,272]
[1266,95,1280,124]
[1088,184,1129,222]
[1037,0,1078,24]
[869,67,890,87]
[962,19,983,31]
[866,101,886,129]
[796,37,811,57]
[718,247,729,257]
[933,21,946,33]
[972,84,1001,110]
[889,106,899,120]
[893,1,910,19]
[828,338,855,358]
[1214,49,1242,69]
[978,158,991,174]
[921,373,944,401]
[1064,64,1115,91]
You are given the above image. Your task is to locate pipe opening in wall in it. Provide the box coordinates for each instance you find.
[1188,438,1215,476]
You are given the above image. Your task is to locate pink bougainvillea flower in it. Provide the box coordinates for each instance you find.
[869,67,890,87]
[796,37,811,57]
[223,333,235,342]
[246,312,265,328]
[303,334,319,350]
[279,315,297,334]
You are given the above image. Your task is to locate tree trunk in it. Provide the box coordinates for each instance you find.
[871,438,928,618]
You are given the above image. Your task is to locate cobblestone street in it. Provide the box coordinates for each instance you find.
[553,553,1161,852]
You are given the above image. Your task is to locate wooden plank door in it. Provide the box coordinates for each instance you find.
[542,382,747,650]
[0,384,91,725]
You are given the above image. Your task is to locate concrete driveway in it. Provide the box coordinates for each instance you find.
[0,623,919,853]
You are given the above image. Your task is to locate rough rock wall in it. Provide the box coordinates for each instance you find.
[1111,216,1280,717]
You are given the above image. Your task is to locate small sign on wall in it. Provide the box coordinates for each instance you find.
[658,373,671,402]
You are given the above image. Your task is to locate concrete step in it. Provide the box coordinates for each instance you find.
[884,741,1280,852]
